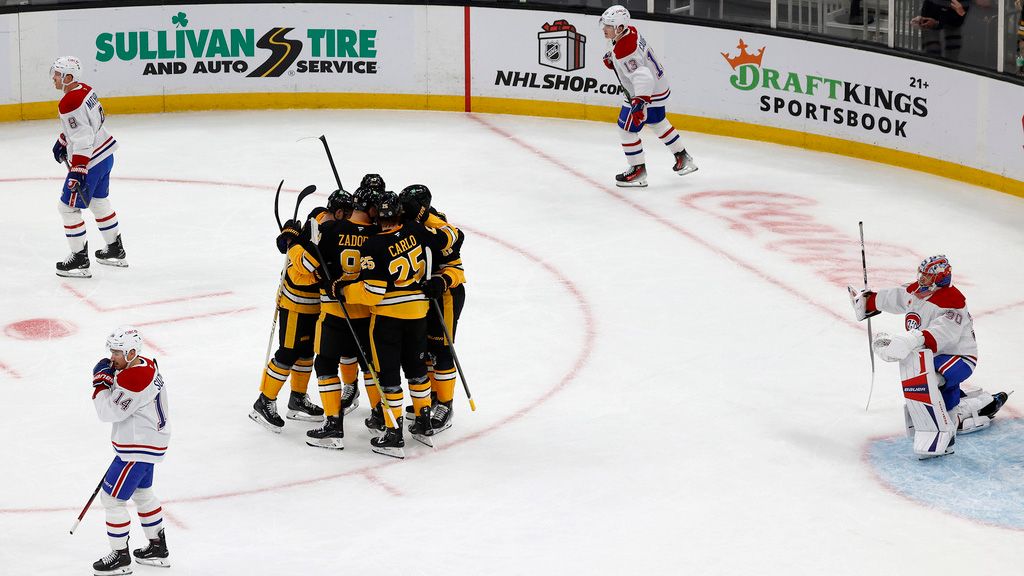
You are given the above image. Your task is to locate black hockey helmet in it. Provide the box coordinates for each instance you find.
[327,189,353,214]
[352,186,380,213]
[399,184,432,223]
[360,173,386,194]
[374,191,402,220]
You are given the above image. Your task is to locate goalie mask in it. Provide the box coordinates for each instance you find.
[916,255,952,295]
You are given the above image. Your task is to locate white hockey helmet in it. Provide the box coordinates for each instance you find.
[600,5,631,31]
[50,56,82,83]
[107,325,143,359]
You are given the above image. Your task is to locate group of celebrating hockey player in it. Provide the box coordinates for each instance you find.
[249,174,466,460]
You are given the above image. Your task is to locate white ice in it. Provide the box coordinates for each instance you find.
[1,109,1022,575]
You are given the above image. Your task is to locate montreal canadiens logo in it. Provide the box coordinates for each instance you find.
[905,313,922,331]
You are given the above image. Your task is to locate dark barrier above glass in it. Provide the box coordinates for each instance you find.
[3,0,1022,77]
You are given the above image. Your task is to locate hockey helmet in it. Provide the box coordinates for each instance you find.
[374,191,402,220]
[327,189,353,214]
[352,186,381,213]
[399,184,432,223]
[107,325,143,359]
[360,173,386,194]
[600,5,630,31]
[916,255,952,293]
[50,56,82,84]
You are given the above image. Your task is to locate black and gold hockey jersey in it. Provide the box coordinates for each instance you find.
[424,210,466,288]
[316,218,380,320]
[342,222,448,320]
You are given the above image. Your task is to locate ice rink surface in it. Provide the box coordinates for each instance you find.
[1,109,1022,575]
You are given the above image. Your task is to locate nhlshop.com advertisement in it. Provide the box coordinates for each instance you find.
[473,9,626,105]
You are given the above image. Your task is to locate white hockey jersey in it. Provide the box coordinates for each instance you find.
[607,26,671,105]
[873,283,978,360]
[57,83,118,169]
[93,357,170,464]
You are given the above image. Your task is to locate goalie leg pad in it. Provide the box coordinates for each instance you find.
[901,349,956,458]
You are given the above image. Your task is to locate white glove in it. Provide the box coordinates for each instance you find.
[847,286,880,322]
[874,329,925,363]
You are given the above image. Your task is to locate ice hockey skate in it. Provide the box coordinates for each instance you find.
[305,415,344,450]
[95,235,128,267]
[56,243,91,278]
[93,547,132,575]
[371,417,405,459]
[408,406,434,447]
[615,164,647,188]
[132,528,170,567]
[286,390,324,422]
[341,383,359,415]
[429,400,454,435]
[673,149,698,176]
[365,403,386,433]
[249,393,284,432]
[956,391,1011,434]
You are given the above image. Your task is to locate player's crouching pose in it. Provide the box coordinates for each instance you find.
[848,255,1008,435]
[50,56,128,278]
[600,6,697,188]
[91,327,171,574]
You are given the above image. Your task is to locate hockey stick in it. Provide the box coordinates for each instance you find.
[425,249,476,411]
[860,221,877,411]
[262,183,318,388]
[318,135,345,192]
[307,242,398,430]
[69,478,104,535]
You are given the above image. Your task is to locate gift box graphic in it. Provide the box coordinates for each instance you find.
[538,20,586,72]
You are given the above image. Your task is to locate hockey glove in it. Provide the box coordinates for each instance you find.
[874,329,925,363]
[629,97,651,126]
[65,165,88,194]
[330,278,352,302]
[603,52,614,70]
[93,358,115,388]
[53,135,68,164]
[847,286,881,322]
[276,219,301,253]
[420,275,451,300]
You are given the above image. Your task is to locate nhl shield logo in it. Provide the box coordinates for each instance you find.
[545,41,561,63]
[905,312,923,331]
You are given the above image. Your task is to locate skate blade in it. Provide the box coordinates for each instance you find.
[56,269,92,278]
[917,449,955,460]
[371,445,405,459]
[134,556,170,568]
[305,437,345,450]
[615,180,647,188]
[285,409,324,422]
[342,396,360,415]
[96,258,129,268]
[411,433,434,448]
[957,417,992,434]
[428,421,453,436]
[248,410,283,433]
[675,165,699,176]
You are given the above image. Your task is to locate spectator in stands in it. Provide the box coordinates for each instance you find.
[912,0,968,60]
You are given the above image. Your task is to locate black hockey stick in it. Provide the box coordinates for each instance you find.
[306,241,398,429]
[69,478,104,534]
[318,135,345,192]
[430,299,476,412]
[273,182,317,231]
[860,221,877,411]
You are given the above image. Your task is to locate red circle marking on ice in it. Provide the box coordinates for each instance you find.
[4,318,77,340]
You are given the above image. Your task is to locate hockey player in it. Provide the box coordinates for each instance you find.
[248,203,327,432]
[400,185,466,436]
[335,192,447,458]
[91,326,171,574]
[848,255,1008,433]
[303,186,380,449]
[50,56,128,277]
[599,6,697,187]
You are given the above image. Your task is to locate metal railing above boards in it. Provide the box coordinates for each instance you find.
[497,0,1024,75]
[4,0,1022,76]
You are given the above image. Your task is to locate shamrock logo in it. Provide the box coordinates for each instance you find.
[171,12,188,28]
